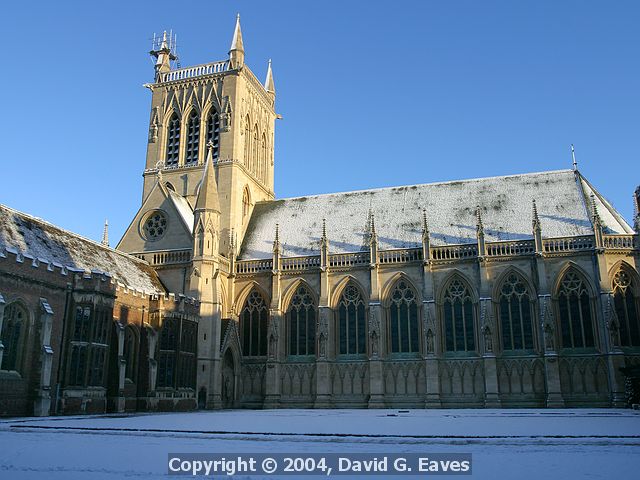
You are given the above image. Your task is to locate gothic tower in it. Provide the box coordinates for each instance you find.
[118,16,278,294]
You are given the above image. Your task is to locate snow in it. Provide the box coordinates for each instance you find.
[169,189,195,232]
[0,204,164,294]
[240,170,632,260]
[1,409,638,479]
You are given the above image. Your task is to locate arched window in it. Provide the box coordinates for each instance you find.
[261,133,267,182]
[557,270,595,349]
[157,318,178,388]
[443,277,476,352]
[206,110,220,160]
[124,326,138,382]
[287,285,316,356]
[243,115,251,167]
[338,283,367,355]
[68,305,110,387]
[1,303,27,372]
[165,113,180,165]
[252,124,259,175]
[241,290,268,356]
[388,279,420,353]
[242,187,250,220]
[613,269,640,347]
[499,273,535,351]
[184,110,200,164]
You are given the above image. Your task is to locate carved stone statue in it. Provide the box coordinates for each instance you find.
[482,326,493,353]
[426,329,434,354]
[543,323,555,352]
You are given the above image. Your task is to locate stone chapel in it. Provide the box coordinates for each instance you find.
[1,16,639,415]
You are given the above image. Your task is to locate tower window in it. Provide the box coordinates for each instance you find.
[185,110,200,164]
[206,111,220,160]
[242,187,250,220]
[557,270,595,349]
[165,113,181,165]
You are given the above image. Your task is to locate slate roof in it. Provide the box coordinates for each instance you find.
[0,204,165,294]
[239,170,633,260]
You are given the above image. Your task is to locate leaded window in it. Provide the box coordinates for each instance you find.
[1,303,27,372]
[177,320,197,389]
[499,273,535,351]
[157,318,178,388]
[241,290,268,356]
[206,111,220,160]
[184,110,200,164]
[124,326,137,382]
[443,278,476,352]
[338,284,367,355]
[613,270,640,347]
[68,305,110,387]
[287,285,316,356]
[165,113,180,165]
[389,280,420,353]
[558,270,595,349]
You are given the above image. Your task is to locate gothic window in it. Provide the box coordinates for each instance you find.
[242,187,250,220]
[206,110,220,160]
[443,277,476,352]
[1,303,27,372]
[243,115,251,167]
[612,269,640,347]
[165,113,180,165]
[177,319,197,389]
[499,273,535,351]
[252,124,259,175]
[557,270,595,349]
[157,318,178,388]
[338,284,367,355]
[184,110,200,164]
[68,305,111,387]
[124,326,137,382]
[388,280,420,353]
[260,133,267,182]
[287,285,316,356]
[142,210,168,241]
[241,290,268,356]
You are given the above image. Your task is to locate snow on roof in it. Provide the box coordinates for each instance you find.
[239,170,632,260]
[0,204,165,294]
[168,189,195,232]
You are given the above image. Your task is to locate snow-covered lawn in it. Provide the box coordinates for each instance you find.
[0,409,639,479]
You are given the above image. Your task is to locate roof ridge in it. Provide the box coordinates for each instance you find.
[0,203,152,267]
[266,169,575,204]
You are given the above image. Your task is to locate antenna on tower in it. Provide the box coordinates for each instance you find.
[149,30,180,69]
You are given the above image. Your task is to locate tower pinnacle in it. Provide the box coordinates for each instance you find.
[229,14,245,68]
[195,143,221,212]
[101,219,109,247]
[265,59,275,94]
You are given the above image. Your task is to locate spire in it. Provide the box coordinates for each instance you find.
[532,200,542,254]
[101,219,109,247]
[368,210,378,266]
[532,199,541,232]
[229,14,245,68]
[476,206,486,257]
[590,193,604,248]
[264,59,275,94]
[422,209,431,262]
[590,193,602,225]
[273,223,280,252]
[320,218,329,270]
[195,142,221,212]
[571,144,578,171]
[272,223,281,273]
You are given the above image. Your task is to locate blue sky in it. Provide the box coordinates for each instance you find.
[2,0,639,244]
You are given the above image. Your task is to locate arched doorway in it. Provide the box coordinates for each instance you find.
[221,349,236,408]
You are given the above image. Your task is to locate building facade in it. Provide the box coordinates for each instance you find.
[1,17,640,416]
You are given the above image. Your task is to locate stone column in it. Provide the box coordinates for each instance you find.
[479,298,500,407]
[540,295,564,407]
[423,300,441,408]
[367,303,385,408]
[34,298,54,416]
[146,328,159,409]
[314,306,331,408]
[115,322,126,413]
[264,235,283,409]
[602,293,626,407]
